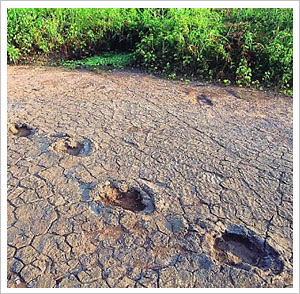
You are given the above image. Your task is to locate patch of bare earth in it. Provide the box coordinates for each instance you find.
[7,66,292,288]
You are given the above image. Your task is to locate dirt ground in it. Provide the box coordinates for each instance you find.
[7,66,293,288]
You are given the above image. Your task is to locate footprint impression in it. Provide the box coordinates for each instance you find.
[213,231,284,275]
[93,181,154,213]
[49,133,93,157]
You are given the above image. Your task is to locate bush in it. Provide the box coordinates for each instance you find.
[7,8,293,93]
[135,9,228,79]
[221,8,293,92]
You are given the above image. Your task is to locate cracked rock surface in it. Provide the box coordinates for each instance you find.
[7,66,293,288]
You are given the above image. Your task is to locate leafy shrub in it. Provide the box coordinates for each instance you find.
[135,9,228,79]
[221,8,293,92]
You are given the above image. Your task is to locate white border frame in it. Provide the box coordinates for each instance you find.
[1,1,299,293]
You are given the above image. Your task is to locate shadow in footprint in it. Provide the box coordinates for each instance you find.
[98,184,146,212]
[64,138,92,157]
[197,94,213,106]
[226,89,240,99]
[51,132,70,138]
[8,123,32,138]
[65,142,84,156]
[116,189,146,212]
[214,231,284,275]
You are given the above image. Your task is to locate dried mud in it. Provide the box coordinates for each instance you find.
[7,66,293,288]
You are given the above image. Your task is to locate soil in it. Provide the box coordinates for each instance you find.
[7,66,293,288]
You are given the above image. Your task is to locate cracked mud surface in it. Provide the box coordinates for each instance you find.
[7,66,293,288]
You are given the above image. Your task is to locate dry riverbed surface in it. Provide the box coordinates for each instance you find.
[7,66,293,288]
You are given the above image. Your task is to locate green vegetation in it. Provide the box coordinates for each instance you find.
[7,8,293,94]
[61,52,135,70]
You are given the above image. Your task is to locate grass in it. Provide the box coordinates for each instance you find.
[61,52,135,70]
